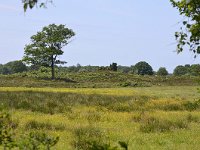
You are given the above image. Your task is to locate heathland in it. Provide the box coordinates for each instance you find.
[0,72,200,149]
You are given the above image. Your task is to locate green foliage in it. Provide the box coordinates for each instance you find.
[87,141,118,150]
[72,126,106,150]
[134,61,153,75]
[173,64,200,76]
[72,126,128,150]
[0,61,27,75]
[88,141,129,150]
[173,65,188,76]
[117,66,131,73]
[18,132,59,150]
[23,24,75,79]
[0,66,11,75]
[118,141,128,150]
[170,0,200,56]
[190,64,200,75]
[183,99,200,111]
[22,0,52,12]
[4,60,27,74]
[0,112,17,149]
[110,63,118,71]
[0,112,59,150]
[157,67,168,76]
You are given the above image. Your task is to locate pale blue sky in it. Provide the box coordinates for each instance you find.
[0,0,198,72]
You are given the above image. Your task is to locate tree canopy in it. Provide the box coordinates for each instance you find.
[157,67,169,76]
[0,61,27,75]
[173,65,188,76]
[134,61,153,75]
[23,24,75,79]
[170,0,200,56]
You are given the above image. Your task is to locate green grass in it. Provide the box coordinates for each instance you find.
[0,73,199,149]
[0,85,199,149]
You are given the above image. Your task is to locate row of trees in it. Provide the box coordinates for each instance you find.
[1,60,200,76]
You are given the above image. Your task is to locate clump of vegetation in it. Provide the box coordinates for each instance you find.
[139,114,188,133]
[72,126,106,150]
[183,99,200,111]
[157,67,168,76]
[87,141,128,150]
[134,61,153,75]
[186,114,199,123]
[0,112,59,149]
[72,125,129,150]
[18,132,59,150]
[25,120,66,131]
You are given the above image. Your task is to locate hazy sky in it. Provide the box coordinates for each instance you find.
[0,0,199,72]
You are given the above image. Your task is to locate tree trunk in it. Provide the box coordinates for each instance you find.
[51,55,55,80]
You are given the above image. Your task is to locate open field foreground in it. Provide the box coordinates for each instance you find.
[0,86,200,149]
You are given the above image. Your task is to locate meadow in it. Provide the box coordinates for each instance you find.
[0,80,200,149]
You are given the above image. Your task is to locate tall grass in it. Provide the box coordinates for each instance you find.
[0,86,199,149]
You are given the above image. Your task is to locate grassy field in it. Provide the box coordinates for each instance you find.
[0,85,200,149]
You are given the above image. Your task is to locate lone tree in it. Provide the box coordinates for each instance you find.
[134,61,153,75]
[23,24,75,79]
[170,0,200,56]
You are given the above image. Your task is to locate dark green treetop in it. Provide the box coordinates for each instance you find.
[157,67,169,76]
[134,61,153,75]
[173,65,188,76]
[110,63,118,71]
[4,60,27,74]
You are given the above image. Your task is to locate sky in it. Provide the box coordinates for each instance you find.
[0,0,199,73]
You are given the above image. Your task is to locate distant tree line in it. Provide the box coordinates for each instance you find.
[1,60,200,77]
[0,60,27,75]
